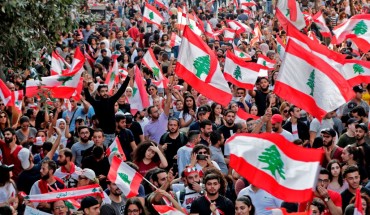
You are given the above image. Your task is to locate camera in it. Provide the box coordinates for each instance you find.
[196,154,207,160]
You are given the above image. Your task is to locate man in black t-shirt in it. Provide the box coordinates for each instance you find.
[190,173,234,215]
[115,114,136,161]
[217,110,237,141]
[248,77,271,116]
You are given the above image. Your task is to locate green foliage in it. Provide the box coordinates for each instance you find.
[285,9,290,17]
[151,67,160,78]
[277,45,281,55]
[193,55,210,78]
[258,145,286,180]
[57,75,73,86]
[306,70,315,96]
[133,86,138,96]
[189,23,194,30]
[149,11,154,20]
[0,0,82,69]
[118,172,131,184]
[353,64,365,74]
[233,66,242,80]
[239,52,245,57]
[352,20,368,35]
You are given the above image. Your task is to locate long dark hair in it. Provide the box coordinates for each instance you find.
[124,197,146,215]
[133,141,160,163]
[326,159,344,187]
[236,196,256,215]
[182,95,196,118]
[209,102,222,123]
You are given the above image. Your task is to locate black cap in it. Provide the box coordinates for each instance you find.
[0,164,14,171]
[79,196,99,211]
[355,123,368,133]
[197,105,210,115]
[348,101,357,111]
[353,85,364,93]
[320,128,336,137]
[347,118,358,125]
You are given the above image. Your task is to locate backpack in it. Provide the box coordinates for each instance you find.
[160,131,187,145]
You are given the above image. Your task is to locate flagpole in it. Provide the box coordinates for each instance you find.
[142,176,159,190]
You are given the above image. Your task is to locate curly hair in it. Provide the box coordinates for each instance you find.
[203,167,227,195]
[133,141,160,163]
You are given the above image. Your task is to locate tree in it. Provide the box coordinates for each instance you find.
[285,9,290,17]
[353,20,368,35]
[151,67,160,78]
[193,55,210,78]
[306,70,315,96]
[233,66,242,80]
[57,75,73,86]
[353,64,365,75]
[118,172,131,184]
[149,11,154,20]
[239,52,245,57]
[0,0,82,69]
[258,145,286,180]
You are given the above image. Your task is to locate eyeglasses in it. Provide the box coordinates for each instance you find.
[198,151,208,154]
[128,209,140,214]
[54,205,66,210]
[283,110,288,113]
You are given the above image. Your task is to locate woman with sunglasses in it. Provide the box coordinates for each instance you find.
[189,145,220,172]
[279,102,290,123]
[0,111,11,139]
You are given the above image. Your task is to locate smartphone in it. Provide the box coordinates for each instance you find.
[196,154,207,160]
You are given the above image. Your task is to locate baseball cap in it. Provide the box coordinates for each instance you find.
[0,164,14,172]
[353,85,364,93]
[34,137,44,146]
[347,101,357,111]
[347,118,358,125]
[18,148,31,169]
[271,114,283,124]
[320,128,336,137]
[76,168,96,181]
[79,196,99,211]
[355,123,368,133]
[197,105,209,115]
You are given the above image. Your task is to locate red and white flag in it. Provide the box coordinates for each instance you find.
[227,20,247,34]
[177,7,187,31]
[276,35,287,60]
[186,13,203,36]
[0,79,12,106]
[276,0,305,30]
[257,54,276,70]
[223,28,236,42]
[68,47,85,75]
[142,48,168,88]
[226,133,323,202]
[312,11,331,38]
[155,0,169,10]
[224,50,263,90]
[11,90,23,113]
[129,66,150,115]
[108,156,143,198]
[170,32,182,47]
[333,14,370,52]
[240,0,257,7]
[175,26,232,107]
[143,3,164,28]
[236,108,259,121]
[204,21,217,40]
[274,39,354,121]
[233,44,252,61]
[106,136,126,161]
[152,205,185,215]
[51,51,70,75]
[250,24,262,46]
[354,188,363,215]
[105,58,120,92]
[307,31,321,44]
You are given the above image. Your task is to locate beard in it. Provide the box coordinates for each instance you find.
[80,137,90,143]
[112,188,122,196]
[225,120,234,126]
[41,174,50,181]
[188,181,201,190]
[204,132,211,138]
[324,140,333,147]
[169,128,178,134]
[4,137,12,144]
[58,160,67,166]
[272,127,278,132]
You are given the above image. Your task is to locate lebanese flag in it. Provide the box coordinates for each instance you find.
[129,66,150,115]
[233,44,252,61]
[312,11,331,38]
[274,39,354,121]
[105,58,120,92]
[333,14,370,52]
[236,108,259,120]
[68,47,85,75]
[307,31,321,44]
[51,51,70,75]
[303,12,313,27]
[142,48,168,88]
[0,79,12,106]
[223,28,236,42]
[25,69,83,99]
[187,14,203,36]
[143,3,164,28]
[250,24,262,46]
[237,21,253,34]
[270,208,309,215]
[155,0,169,10]
[257,54,276,70]
[276,0,305,30]
[226,133,323,202]
[204,21,217,40]
[170,32,182,47]
[287,23,370,86]
[22,184,103,202]
[152,205,185,215]
[354,188,364,215]
[177,7,187,31]
[106,136,126,161]
[175,26,232,107]
[276,35,286,60]
[84,51,95,69]
[11,90,23,113]
[227,20,246,34]
[108,156,143,198]
[240,0,257,7]
[224,50,263,90]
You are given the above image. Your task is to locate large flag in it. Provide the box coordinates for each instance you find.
[0,79,12,106]
[106,136,126,161]
[143,3,164,27]
[227,133,323,203]
[129,66,150,115]
[142,48,168,88]
[274,39,354,121]
[186,14,203,36]
[68,47,85,75]
[175,26,232,107]
[11,90,23,113]
[155,0,169,10]
[276,0,306,30]
[354,188,363,215]
[153,205,185,215]
[224,51,263,90]
[312,11,331,38]
[108,156,143,198]
[333,14,370,52]
[276,35,286,60]
[51,51,70,75]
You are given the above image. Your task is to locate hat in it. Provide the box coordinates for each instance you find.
[76,116,85,122]
[347,101,358,111]
[320,128,336,137]
[183,166,199,177]
[34,137,44,146]
[271,114,283,124]
[197,106,208,115]
[355,123,368,133]
[347,118,358,125]
[353,85,364,93]
[18,148,31,169]
[0,164,14,172]
[79,196,99,211]
[76,168,96,180]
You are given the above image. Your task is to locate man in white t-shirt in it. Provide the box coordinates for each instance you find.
[271,114,294,142]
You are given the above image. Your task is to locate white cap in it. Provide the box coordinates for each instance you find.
[76,168,96,180]
[34,137,44,146]
[18,148,31,169]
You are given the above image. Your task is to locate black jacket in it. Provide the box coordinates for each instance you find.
[283,120,310,141]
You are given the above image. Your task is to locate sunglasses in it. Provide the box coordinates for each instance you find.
[283,110,288,113]
[198,151,208,155]
[0,103,4,106]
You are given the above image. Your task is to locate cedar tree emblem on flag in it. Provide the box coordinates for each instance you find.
[353,20,368,35]
[194,56,210,78]
[234,66,242,80]
[353,64,365,74]
[118,173,131,184]
[149,12,154,20]
[258,145,286,180]
[152,67,160,77]
[306,70,315,96]
[57,76,73,86]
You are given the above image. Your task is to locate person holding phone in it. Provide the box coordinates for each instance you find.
[189,145,220,173]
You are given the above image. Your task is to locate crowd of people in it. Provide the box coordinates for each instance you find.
[0,0,370,214]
